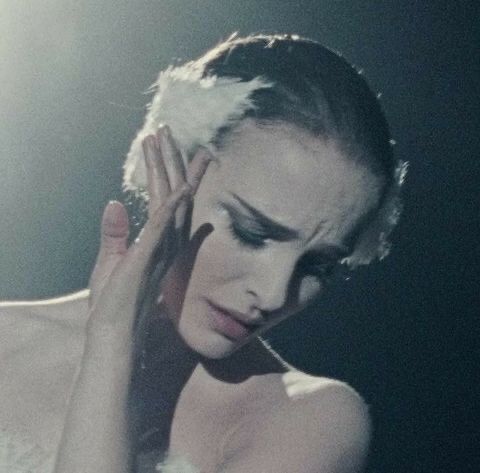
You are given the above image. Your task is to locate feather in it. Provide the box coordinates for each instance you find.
[123,63,272,193]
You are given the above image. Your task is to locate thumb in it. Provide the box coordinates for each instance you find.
[99,200,129,253]
[89,201,129,308]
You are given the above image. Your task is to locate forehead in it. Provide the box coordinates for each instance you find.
[211,120,382,245]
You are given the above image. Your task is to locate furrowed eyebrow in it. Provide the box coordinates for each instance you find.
[226,193,352,259]
[227,193,300,242]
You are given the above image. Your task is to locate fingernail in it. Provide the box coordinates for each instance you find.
[102,202,129,236]
[162,124,172,138]
[105,200,124,212]
[156,124,169,138]
[143,135,154,153]
[197,146,216,163]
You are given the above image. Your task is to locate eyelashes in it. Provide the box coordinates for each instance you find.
[227,219,336,280]
[228,220,267,249]
[217,201,269,249]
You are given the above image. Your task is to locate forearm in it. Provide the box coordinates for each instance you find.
[54,328,135,473]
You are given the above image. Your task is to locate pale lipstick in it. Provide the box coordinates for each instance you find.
[206,301,259,341]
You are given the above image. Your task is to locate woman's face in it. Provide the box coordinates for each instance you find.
[163,119,383,359]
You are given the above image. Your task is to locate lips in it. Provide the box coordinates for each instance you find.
[206,301,261,341]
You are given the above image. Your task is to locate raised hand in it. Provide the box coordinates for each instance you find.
[87,125,212,337]
[54,127,211,473]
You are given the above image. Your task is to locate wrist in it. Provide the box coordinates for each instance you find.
[84,322,135,361]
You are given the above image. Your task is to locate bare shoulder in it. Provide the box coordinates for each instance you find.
[221,370,371,473]
[0,288,90,374]
[280,369,368,409]
[0,289,90,324]
[0,290,90,357]
[0,291,90,449]
[279,370,371,443]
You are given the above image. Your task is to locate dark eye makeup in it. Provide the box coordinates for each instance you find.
[228,220,268,249]
[220,198,344,280]
[220,201,272,249]
[226,213,338,279]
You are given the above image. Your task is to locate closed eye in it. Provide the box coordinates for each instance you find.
[220,199,288,250]
[228,220,268,249]
[219,196,350,266]
[228,219,338,276]
[221,195,300,245]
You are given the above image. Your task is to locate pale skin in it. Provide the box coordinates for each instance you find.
[0,119,381,472]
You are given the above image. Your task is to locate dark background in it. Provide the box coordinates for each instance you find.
[1,1,478,472]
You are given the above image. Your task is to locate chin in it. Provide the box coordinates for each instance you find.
[173,296,257,359]
[177,319,249,360]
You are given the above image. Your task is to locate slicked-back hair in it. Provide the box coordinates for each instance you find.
[196,34,395,187]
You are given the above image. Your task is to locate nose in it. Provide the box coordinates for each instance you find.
[247,253,297,313]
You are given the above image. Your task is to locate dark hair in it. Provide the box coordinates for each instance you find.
[196,34,395,186]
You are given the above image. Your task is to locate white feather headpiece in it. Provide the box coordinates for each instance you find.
[123,62,272,192]
[342,158,408,268]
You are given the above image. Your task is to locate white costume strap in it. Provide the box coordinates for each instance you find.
[342,159,408,268]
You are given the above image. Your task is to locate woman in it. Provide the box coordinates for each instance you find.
[0,34,406,472]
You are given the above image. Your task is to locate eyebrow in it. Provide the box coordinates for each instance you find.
[227,193,352,259]
[226,193,300,242]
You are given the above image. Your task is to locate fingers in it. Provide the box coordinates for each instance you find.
[156,125,189,230]
[137,132,214,264]
[143,128,213,202]
[99,201,129,254]
[136,129,213,273]
[92,185,191,317]
[123,184,191,272]
[89,132,214,324]
[143,134,170,218]
[89,201,129,309]
[143,129,213,236]
[187,146,215,193]
[157,125,186,190]
[175,146,214,241]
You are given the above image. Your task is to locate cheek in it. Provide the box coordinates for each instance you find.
[188,194,257,285]
[185,220,252,297]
